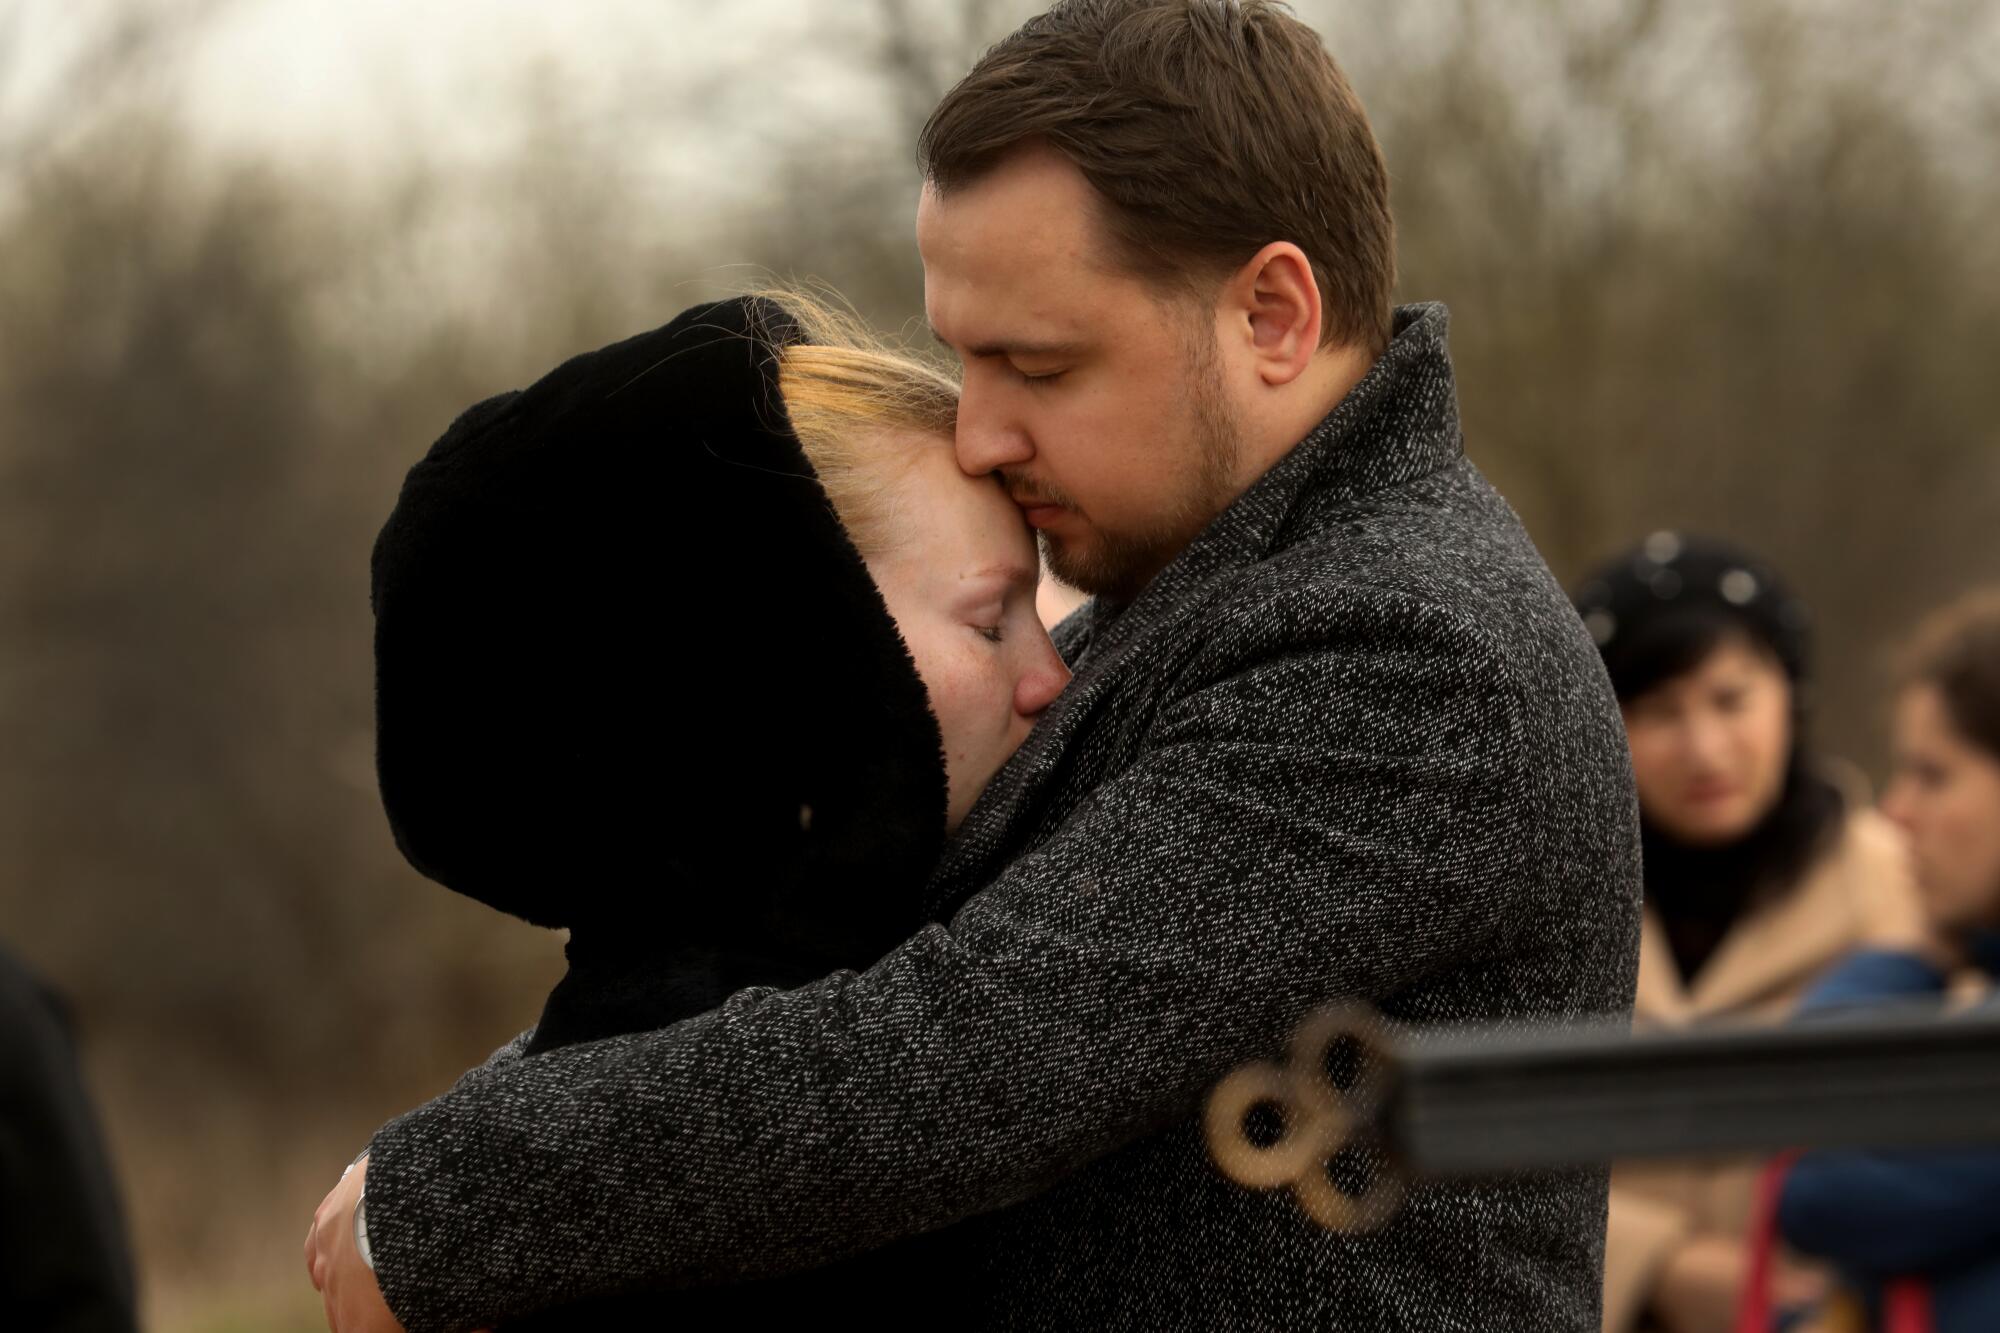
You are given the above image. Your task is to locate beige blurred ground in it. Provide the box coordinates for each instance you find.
[3,2,1999,1328]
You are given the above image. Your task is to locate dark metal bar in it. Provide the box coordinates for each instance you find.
[1390,1005,2000,1176]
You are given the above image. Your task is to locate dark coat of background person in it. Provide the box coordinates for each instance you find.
[1778,935,2000,1333]
[368,297,958,1326]
[0,944,139,1333]
[362,303,1644,1333]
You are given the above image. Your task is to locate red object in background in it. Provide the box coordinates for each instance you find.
[1882,1279,1934,1333]
[1736,1152,1803,1333]
[1736,1152,1935,1333]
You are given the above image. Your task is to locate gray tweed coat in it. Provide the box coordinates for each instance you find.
[365,302,1642,1332]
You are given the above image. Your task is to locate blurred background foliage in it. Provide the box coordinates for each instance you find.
[1,1,1996,1327]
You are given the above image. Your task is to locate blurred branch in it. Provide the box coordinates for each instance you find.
[1561,0,1664,90]
[870,0,1020,147]
[0,0,235,181]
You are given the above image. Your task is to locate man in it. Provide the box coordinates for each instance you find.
[309,2,1640,1328]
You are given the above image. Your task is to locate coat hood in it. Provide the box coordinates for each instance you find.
[370,297,948,967]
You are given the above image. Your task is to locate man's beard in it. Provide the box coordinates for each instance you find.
[1041,331,1240,602]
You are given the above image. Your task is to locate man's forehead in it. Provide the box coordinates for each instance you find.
[919,242,1093,353]
[918,167,1136,353]
[919,152,1120,281]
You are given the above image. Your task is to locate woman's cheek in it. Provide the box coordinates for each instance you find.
[1625,728,1674,802]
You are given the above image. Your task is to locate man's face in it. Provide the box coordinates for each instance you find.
[917,145,1240,600]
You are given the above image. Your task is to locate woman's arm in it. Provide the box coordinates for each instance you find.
[1780,1151,2000,1276]
[1779,948,2000,1274]
[1795,949,1949,1018]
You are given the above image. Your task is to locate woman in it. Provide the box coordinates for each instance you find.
[1777,588,2000,1332]
[355,293,1068,1324]
[1573,534,1925,1333]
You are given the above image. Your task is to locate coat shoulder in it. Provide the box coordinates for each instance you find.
[1211,460,1601,689]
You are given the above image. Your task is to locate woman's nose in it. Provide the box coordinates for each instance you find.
[1680,714,1730,769]
[1014,643,1072,719]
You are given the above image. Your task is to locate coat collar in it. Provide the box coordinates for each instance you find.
[1635,811,1898,1023]
[1632,894,1864,1025]
[922,303,1466,917]
[1075,301,1464,668]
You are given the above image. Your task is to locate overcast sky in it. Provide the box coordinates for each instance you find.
[9,0,1994,223]
[177,2,819,157]
[6,0,912,207]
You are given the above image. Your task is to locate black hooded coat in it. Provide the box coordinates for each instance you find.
[369,297,953,1323]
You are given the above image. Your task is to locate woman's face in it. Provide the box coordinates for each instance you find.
[1622,636,1794,846]
[1881,685,2000,933]
[863,434,1072,831]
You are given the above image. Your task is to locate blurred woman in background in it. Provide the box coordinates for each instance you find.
[1778,588,2000,1332]
[1574,534,1925,1333]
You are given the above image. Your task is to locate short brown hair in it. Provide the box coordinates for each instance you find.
[920,0,1395,353]
[1897,587,2000,762]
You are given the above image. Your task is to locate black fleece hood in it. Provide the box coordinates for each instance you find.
[370,297,949,975]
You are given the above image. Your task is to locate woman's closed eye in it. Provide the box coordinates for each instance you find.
[1710,686,1748,714]
[975,623,1005,644]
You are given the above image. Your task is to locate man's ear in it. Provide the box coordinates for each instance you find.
[1224,242,1323,388]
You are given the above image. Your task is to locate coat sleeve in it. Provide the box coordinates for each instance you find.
[362,591,1550,1332]
[1796,950,1948,1016]
[1779,1151,2000,1276]
[1777,949,2000,1275]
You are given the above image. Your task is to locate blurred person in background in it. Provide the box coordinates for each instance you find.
[1777,588,2000,1332]
[1574,534,1926,1333]
[0,943,139,1333]
[307,291,1069,1329]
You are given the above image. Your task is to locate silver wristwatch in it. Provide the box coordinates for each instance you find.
[353,1191,375,1272]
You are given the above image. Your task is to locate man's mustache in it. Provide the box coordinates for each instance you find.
[1000,470,1078,511]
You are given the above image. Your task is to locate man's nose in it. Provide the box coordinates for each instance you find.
[954,377,1034,477]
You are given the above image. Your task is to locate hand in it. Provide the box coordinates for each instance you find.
[1914,920,1970,975]
[304,1156,406,1333]
[1651,1232,1830,1333]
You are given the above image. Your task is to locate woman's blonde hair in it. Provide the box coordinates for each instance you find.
[754,285,960,559]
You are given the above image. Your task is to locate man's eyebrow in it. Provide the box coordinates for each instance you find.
[928,324,1085,361]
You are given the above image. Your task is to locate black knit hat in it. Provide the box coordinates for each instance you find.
[1573,532,1812,700]
[370,297,948,964]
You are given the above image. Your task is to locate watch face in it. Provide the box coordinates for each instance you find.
[353,1196,375,1270]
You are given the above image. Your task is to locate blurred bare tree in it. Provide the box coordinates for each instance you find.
[0,0,233,176]
[1326,0,2000,766]
[730,0,1039,326]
